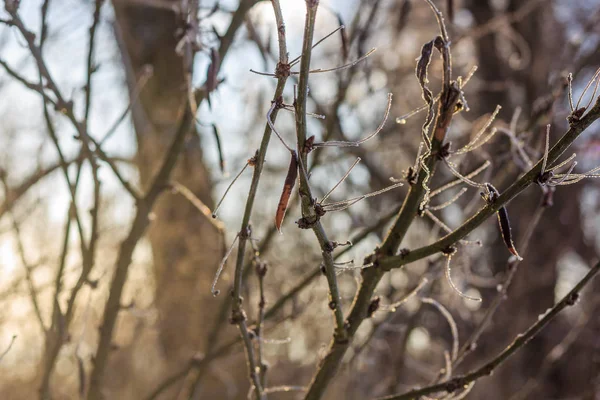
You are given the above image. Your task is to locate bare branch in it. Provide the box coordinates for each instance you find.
[376,260,600,400]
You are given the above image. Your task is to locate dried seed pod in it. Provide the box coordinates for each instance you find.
[484,183,522,260]
[497,205,522,260]
[275,151,298,232]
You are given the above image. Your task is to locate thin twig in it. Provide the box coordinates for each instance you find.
[0,336,16,363]
[267,101,294,152]
[313,93,392,147]
[87,102,195,400]
[288,25,345,66]
[320,157,361,203]
[211,234,239,296]
[379,94,600,271]
[421,297,459,361]
[376,260,600,400]
[212,161,250,218]
[99,66,153,145]
[227,1,288,399]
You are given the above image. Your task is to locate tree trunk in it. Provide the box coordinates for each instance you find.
[111,1,223,395]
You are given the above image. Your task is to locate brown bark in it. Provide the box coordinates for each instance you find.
[111,0,223,394]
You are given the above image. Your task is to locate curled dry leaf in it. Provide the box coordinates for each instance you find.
[416,39,435,104]
[497,205,522,260]
[275,151,298,233]
[485,183,522,260]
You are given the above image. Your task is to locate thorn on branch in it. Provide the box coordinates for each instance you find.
[212,159,251,219]
[313,93,392,148]
[211,234,240,296]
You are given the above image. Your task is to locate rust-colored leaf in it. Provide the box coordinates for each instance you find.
[275,151,298,233]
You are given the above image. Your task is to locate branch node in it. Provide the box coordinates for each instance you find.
[566,292,579,306]
[230,308,247,325]
[275,62,291,78]
[404,167,418,185]
[441,245,457,256]
[435,142,452,160]
[296,216,319,229]
[444,377,466,393]
[248,150,259,167]
[239,225,252,240]
[314,203,326,217]
[367,296,380,318]
[334,329,349,344]
[324,241,335,253]
[433,35,445,51]
[303,135,315,154]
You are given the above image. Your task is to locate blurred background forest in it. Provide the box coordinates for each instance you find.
[0,0,600,399]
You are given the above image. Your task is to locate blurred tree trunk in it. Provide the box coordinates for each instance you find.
[110,0,223,393]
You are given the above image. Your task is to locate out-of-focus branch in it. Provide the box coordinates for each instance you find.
[87,103,194,400]
[7,13,141,200]
[146,195,399,400]
[37,2,105,394]
[39,163,84,400]
[454,197,547,366]
[1,5,141,200]
[461,0,545,41]
[0,175,46,332]
[0,156,87,220]
[376,260,600,400]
